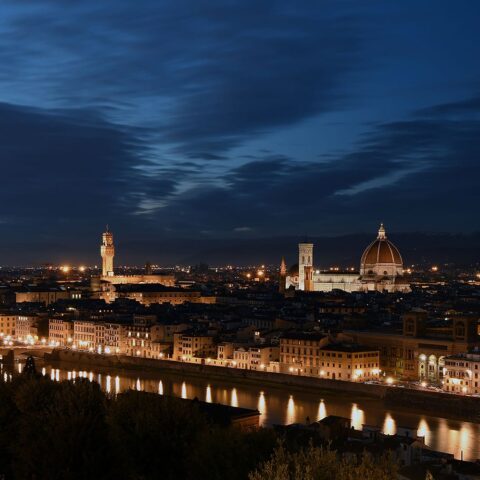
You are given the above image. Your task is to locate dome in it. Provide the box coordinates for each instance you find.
[360,224,403,276]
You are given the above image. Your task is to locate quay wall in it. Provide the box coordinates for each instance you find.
[45,349,480,422]
[46,349,387,398]
[385,388,480,422]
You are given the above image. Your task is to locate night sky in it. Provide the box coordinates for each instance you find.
[1,1,479,264]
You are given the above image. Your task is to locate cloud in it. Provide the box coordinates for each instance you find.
[0,0,479,264]
[148,93,480,235]
[0,0,368,160]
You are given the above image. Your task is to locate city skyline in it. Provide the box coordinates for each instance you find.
[0,1,480,261]
[1,3,480,477]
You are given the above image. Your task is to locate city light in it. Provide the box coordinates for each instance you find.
[61,265,70,273]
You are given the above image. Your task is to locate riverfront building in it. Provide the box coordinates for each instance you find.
[0,314,16,338]
[345,310,479,382]
[279,332,380,381]
[173,333,216,361]
[48,318,74,346]
[443,352,480,395]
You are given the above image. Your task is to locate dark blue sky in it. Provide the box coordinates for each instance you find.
[0,1,479,263]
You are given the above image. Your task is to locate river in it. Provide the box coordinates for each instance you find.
[3,360,480,461]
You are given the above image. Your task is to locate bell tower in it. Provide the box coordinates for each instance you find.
[101,226,115,277]
[298,242,313,290]
[279,257,287,294]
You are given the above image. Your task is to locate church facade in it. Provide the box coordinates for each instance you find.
[284,224,411,293]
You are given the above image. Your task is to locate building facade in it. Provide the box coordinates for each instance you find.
[345,311,479,382]
[443,352,480,395]
[48,318,74,346]
[173,333,216,361]
[285,224,410,294]
[279,333,380,381]
[0,314,16,339]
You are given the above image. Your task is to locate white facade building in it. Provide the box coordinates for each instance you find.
[285,224,410,294]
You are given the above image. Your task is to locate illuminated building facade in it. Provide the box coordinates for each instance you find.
[285,224,410,293]
[93,228,176,302]
[15,315,45,343]
[0,314,16,338]
[443,352,480,395]
[279,333,380,381]
[48,318,74,346]
[173,333,216,361]
[345,311,479,381]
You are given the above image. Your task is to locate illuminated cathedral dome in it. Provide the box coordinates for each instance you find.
[360,224,404,277]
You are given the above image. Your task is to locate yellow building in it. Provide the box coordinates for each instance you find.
[15,288,80,306]
[173,333,216,361]
[443,352,480,395]
[73,320,96,351]
[280,333,380,381]
[14,315,39,342]
[0,314,16,339]
[48,318,74,346]
[232,345,279,370]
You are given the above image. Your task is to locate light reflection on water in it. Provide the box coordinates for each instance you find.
[317,399,327,421]
[257,391,266,425]
[286,395,295,424]
[231,388,238,407]
[2,362,479,461]
[350,403,364,430]
[206,385,212,403]
[382,413,396,436]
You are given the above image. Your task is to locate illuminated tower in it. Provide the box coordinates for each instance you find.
[101,227,115,277]
[304,265,314,292]
[279,257,287,294]
[298,242,313,290]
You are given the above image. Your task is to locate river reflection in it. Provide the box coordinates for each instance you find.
[2,361,479,461]
[317,399,327,421]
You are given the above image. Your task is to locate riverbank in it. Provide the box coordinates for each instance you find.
[45,349,480,422]
[46,349,387,398]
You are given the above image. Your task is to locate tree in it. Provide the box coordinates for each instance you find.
[187,426,276,480]
[107,391,208,479]
[249,443,397,480]
[12,377,111,480]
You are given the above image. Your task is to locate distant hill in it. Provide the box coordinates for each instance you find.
[122,232,480,267]
[1,232,479,267]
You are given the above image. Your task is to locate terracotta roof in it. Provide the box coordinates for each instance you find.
[361,238,402,266]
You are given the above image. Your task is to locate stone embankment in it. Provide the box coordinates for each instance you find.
[45,349,480,422]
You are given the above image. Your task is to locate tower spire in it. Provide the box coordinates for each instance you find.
[279,257,287,294]
[280,256,287,275]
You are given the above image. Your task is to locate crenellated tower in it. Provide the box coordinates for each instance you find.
[101,227,115,277]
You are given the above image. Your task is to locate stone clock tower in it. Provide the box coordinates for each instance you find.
[101,227,115,277]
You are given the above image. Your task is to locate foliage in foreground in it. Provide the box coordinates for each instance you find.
[0,374,397,480]
[0,375,276,480]
[249,443,398,480]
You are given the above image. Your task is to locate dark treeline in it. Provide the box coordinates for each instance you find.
[0,372,396,480]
